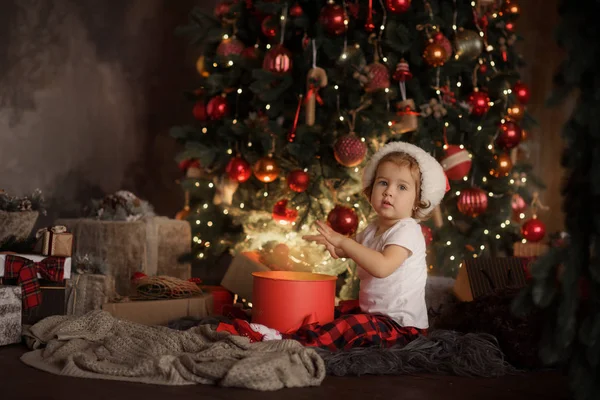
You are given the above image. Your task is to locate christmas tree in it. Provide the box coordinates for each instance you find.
[171,0,544,296]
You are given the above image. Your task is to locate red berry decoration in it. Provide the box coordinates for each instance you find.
[468,89,490,116]
[386,0,411,13]
[457,188,488,217]
[272,199,298,224]
[327,205,359,236]
[440,145,472,181]
[496,120,522,150]
[188,277,203,285]
[421,224,433,247]
[334,134,367,167]
[206,96,229,120]
[513,81,530,104]
[192,101,207,121]
[226,157,252,182]
[319,2,348,36]
[287,170,310,193]
[521,217,546,242]
[263,44,293,74]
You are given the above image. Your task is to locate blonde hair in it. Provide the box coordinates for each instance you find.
[362,152,430,218]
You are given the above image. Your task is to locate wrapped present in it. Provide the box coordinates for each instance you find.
[101,293,213,326]
[0,285,22,346]
[453,257,528,302]
[220,252,270,303]
[56,217,191,296]
[34,225,73,257]
[513,242,549,258]
[65,273,116,316]
[201,285,234,315]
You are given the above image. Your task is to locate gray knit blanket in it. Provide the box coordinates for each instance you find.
[19,311,325,390]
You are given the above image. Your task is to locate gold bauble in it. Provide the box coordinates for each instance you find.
[454,29,483,61]
[491,153,513,178]
[253,156,280,183]
[423,42,448,67]
[507,103,525,121]
[195,56,210,78]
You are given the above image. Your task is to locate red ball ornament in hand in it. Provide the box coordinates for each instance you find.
[441,145,472,181]
[513,81,530,104]
[226,157,252,183]
[206,96,229,120]
[334,135,367,167]
[327,205,358,236]
[287,170,310,193]
[319,2,348,36]
[521,217,546,242]
[272,199,298,224]
[496,120,522,150]
[468,90,490,116]
[457,188,488,217]
[386,0,411,13]
[263,44,293,74]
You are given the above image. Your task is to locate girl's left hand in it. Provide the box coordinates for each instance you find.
[315,220,346,248]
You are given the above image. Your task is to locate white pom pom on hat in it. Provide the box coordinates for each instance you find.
[361,141,449,219]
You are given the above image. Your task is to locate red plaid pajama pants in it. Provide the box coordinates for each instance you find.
[217,300,426,351]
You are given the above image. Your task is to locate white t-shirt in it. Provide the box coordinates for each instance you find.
[355,218,429,329]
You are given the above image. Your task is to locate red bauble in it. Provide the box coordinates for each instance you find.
[287,170,310,193]
[468,90,490,116]
[216,37,245,57]
[421,224,433,247]
[263,44,293,74]
[457,188,488,217]
[272,199,298,224]
[521,217,546,242]
[327,205,359,236]
[386,0,411,13]
[319,3,348,36]
[334,135,367,167]
[206,96,229,120]
[365,62,391,92]
[289,2,303,17]
[496,120,522,150]
[440,145,472,181]
[261,16,279,39]
[225,157,252,182]
[192,100,207,121]
[513,81,530,104]
[433,32,452,60]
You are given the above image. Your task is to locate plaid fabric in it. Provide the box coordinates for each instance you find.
[3,255,65,309]
[217,300,426,351]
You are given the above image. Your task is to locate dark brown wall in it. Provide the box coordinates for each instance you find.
[0,0,566,235]
[0,0,213,224]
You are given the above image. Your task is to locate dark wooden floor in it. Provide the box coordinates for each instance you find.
[0,344,569,400]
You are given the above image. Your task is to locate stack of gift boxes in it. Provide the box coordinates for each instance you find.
[1,217,235,347]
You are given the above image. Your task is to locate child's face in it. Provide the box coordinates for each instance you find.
[370,161,418,224]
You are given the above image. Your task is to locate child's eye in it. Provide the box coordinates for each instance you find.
[399,185,407,190]
[378,180,387,186]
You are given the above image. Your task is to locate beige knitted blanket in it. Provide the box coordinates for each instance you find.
[20,311,325,390]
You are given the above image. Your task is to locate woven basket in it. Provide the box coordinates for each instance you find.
[0,210,39,245]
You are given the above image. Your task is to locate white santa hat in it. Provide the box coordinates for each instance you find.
[362,141,449,219]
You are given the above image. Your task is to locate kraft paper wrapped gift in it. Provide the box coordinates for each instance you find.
[513,242,549,258]
[66,273,116,316]
[220,252,270,303]
[34,226,73,257]
[0,285,22,346]
[56,217,191,296]
[101,293,213,326]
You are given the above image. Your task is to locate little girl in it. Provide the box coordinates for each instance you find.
[217,141,449,350]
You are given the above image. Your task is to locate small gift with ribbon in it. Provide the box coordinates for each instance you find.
[35,225,73,257]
